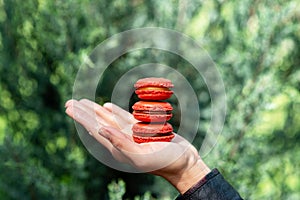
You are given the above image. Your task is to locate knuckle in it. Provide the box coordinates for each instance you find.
[111,138,123,149]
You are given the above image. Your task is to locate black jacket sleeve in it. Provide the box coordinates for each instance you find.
[175,169,243,200]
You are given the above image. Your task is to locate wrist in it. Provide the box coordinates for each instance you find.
[165,159,211,194]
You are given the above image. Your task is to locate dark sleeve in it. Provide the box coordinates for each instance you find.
[175,169,243,200]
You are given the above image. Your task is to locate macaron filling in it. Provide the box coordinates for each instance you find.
[133,132,173,137]
[137,87,171,91]
[133,110,172,115]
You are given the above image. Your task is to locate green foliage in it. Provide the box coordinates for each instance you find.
[0,0,299,199]
[186,0,300,199]
[107,179,161,200]
[108,179,126,200]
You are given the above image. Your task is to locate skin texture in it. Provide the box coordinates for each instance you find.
[65,99,211,194]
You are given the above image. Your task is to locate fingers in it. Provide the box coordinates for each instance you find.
[103,102,137,124]
[65,99,135,163]
[79,99,130,131]
[65,100,100,133]
[79,99,114,125]
[77,99,111,127]
[99,126,139,153]
[65,100,114,152]
[65,99,73,108]
[103,102,137,134]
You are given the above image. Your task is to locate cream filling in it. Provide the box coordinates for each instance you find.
[137,87,170,91]
[133,110,172,114]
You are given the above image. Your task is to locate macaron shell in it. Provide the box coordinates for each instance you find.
[133,111,172,122]
[135,89,173,100]
[132,133,175,143]
[134,77,174,89]
[132,101,173,112]
[132,122,173,135]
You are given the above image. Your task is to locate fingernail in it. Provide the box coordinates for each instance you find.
[103,102,111,107]
[65,107,74,118]
[65,100,73,108]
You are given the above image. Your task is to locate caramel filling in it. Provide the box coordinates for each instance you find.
[137,87,170,91]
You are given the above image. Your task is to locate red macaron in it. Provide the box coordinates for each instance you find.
[132,101,173,123]
[132,122,175,143]
[134,77,174,100]
[132,77,175,143]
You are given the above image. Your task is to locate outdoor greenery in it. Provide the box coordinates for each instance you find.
[0,0,299,199]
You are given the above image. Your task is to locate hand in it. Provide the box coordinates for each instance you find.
[65,99,211,194]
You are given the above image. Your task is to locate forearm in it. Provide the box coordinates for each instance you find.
[173,159,211,194]
[162,159,211,194]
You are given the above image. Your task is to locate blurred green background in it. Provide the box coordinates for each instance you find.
[0,0,299,199]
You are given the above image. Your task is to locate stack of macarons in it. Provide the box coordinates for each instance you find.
[132,77,175,143]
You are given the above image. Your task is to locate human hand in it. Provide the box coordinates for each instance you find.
[65,99,210,194]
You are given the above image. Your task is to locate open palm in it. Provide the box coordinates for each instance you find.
[65,99,210,193]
